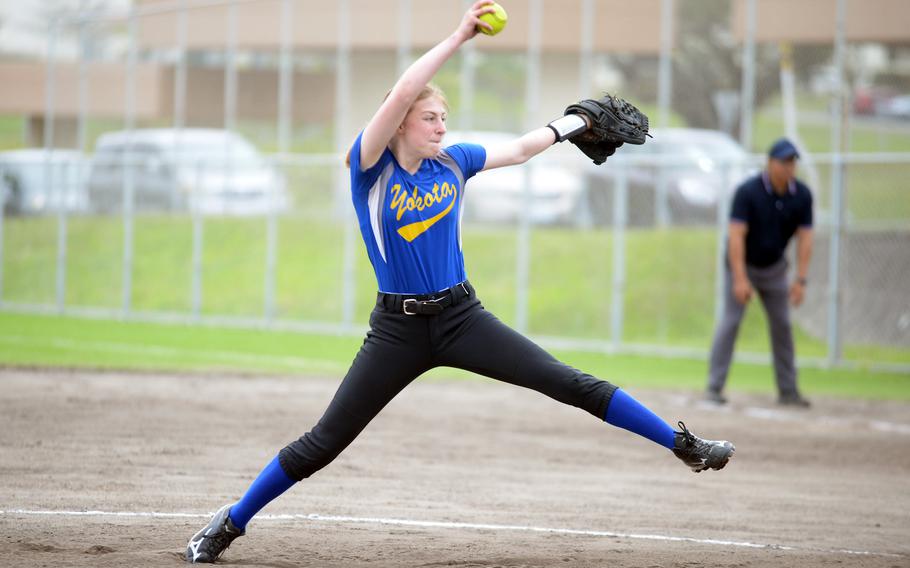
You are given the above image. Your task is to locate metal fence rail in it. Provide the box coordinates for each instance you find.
[2,151,908,372]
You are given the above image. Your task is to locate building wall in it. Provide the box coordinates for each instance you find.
[730,0,910,44]
[136,0,667,54]
[0,61,162,118]
[0,61,337,146]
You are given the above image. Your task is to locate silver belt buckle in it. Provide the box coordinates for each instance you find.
[403,298,419,315]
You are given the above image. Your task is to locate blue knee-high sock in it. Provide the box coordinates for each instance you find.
[604,388,676,449]
[229,455,296,530]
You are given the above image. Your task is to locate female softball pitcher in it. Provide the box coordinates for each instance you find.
[186,2,734,562]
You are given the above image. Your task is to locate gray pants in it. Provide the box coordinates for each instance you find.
[708,258,799,396]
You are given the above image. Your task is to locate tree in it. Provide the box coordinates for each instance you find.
[611,0,830,133]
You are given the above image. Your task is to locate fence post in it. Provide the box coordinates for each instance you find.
[122,157,135,317]
[264,161,279,323]
[459,2,476,133]
[56,157,69,315]
[121,9,137,317]
[654,0,675,227]
[515,164,531,333]
[44,18,67,313]
[714,163,731,327]
[827,157,846,366]
[514,0,542,334]
[578,0,594,98]
[191,161,204,319]
[655,166,670,228]
[611,164,628,350]
[265,0,294,324]
[827,0,848,366]
[335,0,357,329]
[657,0,674,129]
[739,0,756,150]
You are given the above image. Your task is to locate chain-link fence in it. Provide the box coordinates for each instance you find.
[1,0,908,372]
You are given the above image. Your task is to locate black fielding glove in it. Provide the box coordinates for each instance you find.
[564,93,650,164]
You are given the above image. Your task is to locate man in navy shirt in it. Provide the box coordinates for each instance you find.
[706,138,814,407]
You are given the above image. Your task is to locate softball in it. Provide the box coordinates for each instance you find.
[477,2,507,36]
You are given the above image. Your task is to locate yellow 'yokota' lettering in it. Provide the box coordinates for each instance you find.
[397,186,458,242]
[389,184,406,217]
[386,181,459,242]
[390,182,456,222]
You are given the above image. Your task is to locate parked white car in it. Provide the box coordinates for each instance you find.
[87,129,288,215]
[444,130,586,225]
[0,149,88,215]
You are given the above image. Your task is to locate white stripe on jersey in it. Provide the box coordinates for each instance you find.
[367,162,395,262]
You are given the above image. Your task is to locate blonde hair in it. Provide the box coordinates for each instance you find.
[345,83,449,168]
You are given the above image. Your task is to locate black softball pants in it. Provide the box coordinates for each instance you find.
[278,280,618,481]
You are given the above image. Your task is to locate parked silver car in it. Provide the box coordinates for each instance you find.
[584,128,755,226]
[444,130,586,225]
[87,129,288,215]
[877,94,910,121]
[0,149,88,215]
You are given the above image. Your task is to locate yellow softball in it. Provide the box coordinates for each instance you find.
[477,2,508,36]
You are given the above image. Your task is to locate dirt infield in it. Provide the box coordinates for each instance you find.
[1,369,908,567]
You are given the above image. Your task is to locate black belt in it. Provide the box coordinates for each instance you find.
[377,280,474,316]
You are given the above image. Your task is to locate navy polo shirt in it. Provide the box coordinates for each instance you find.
[730,172,813,267]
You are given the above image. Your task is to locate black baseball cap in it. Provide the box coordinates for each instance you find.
[768,137,799,160]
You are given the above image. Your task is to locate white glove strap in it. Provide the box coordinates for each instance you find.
[547,114,588,143]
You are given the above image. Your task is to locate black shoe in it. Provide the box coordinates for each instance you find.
[186,504,245,563]
[672,421,735,473]
[778,392,811,408]
[704,389,727,405]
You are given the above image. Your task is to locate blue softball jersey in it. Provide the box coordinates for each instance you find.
[349,131,487,294]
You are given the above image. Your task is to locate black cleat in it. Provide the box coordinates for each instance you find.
[186,504,245,563]
[704,388,727,405]
[778,392,811,408]
[673,421,735,473]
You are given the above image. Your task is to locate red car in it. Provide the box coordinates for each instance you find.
[853,86,896,115]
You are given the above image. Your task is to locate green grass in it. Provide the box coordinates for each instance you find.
[2,311,908,401]
[0,311,354,375]
[2,92,908,370]
[753,106,910,154]
[3,217,909,368]
[0,115,24,150]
